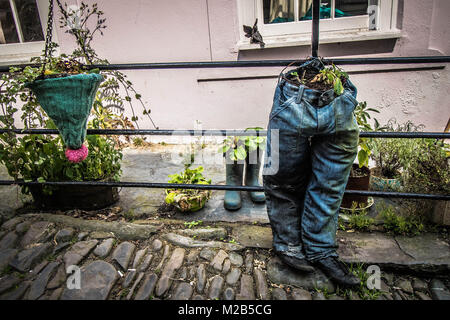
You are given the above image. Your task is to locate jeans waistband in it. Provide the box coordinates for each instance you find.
[279,79,337,108]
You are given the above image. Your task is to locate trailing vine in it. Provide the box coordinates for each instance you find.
[0,1,156,196]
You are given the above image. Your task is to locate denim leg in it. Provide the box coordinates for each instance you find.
[263,121,312,259]
[301,131,358,262]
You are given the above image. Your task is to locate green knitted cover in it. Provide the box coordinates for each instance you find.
[26,73,103,149]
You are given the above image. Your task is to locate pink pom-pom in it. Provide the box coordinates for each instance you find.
[65,144,89,163]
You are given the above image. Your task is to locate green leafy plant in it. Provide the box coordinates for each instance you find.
[220,136,247,161]
[167,165,211,186]
[353,101,384,168]
[0,132,122,196]
[313,286,331,299]
[310,64,349,95]
[164,165,212,212]
[378,203,424,236]
[0,2,152,198]
[346,263,381,300]
[184,220,203,229]
[290,71,306,85]
[370,119,424,179]
[402,138,450,196]
[347,207,375,231]
[399,137,450,223]
[219,127,266,161]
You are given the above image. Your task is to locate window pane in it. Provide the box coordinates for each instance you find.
[15,0,44,42]
[299,1,332,20]
[0,0,19,44]
[263,0,295,24]
[335,0,368,18]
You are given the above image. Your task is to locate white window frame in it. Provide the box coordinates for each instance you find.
[0,0,58,66]
[237,0,401,50]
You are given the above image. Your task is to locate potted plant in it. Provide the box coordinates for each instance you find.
[0,2,153,210]
[341,101,382,209]
[219,127,266,210]
[401,137,450,225]
[164,164,212,213]
[369,119,424,191]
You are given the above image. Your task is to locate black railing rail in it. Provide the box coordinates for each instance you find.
[1,56,450,73]
[0,180,448,201]
[0,129,449,139]
[0,0,448,202]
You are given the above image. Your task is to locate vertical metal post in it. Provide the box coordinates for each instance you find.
[311,0,320,57]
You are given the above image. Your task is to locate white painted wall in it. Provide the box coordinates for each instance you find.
[37,0,450,135]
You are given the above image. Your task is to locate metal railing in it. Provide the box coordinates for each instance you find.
[0,0,449,202]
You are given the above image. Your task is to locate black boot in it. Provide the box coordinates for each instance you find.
[275,251,315,273]
[313,256,360,287]
[224,161,244,210]
[244,147,266,203]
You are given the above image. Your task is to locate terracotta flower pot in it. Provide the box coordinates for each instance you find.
[341,164,371,209]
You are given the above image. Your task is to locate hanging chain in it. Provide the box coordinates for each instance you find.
[41,0,54,76]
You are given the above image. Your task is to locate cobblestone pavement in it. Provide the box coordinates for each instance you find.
[0,215,449,301]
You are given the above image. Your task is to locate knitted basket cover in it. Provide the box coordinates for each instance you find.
[26,73,103,150]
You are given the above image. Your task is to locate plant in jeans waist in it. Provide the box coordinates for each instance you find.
[287,63,349,95]
[310,64,349,95]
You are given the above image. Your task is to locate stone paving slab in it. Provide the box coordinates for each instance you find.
[337,231,450,273]
[232,225,273,249]
[231,225,450,274]
[25,213,161,240]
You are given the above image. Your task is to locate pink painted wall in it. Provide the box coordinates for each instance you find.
[54,0,450,133]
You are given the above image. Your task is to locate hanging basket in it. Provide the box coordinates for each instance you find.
[25,73,103,162]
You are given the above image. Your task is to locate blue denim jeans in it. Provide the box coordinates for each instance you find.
[262,61,359,262]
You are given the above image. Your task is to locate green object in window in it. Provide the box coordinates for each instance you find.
[300,5,348,20]
[270,17,295,24]
[26,73,103,150]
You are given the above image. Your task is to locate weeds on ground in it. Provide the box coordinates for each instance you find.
[314,286,331,299]
[339,203,375,231]
[121,210,135,222]
[0,265,12,277]
[119,288,130,299]
[378,203,424,236]
[184,220,203,229]
[347,208,375,232]
[345,263,381,300]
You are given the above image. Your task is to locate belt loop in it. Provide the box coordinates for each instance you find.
[296,85,305,104]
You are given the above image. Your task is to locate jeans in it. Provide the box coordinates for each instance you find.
[262,64,359,262]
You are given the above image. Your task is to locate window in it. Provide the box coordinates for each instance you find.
[0,0,52,65]
[237,0,401,49]
[263,0,369,24]
[0,0,44,44]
